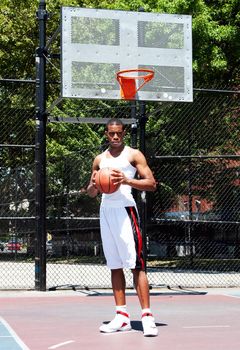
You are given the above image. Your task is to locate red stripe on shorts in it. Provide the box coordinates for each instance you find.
[126,207,145,270]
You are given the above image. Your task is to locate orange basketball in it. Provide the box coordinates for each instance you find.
[95,167,120,194]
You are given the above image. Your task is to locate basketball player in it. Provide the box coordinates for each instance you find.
[87,118,158,337]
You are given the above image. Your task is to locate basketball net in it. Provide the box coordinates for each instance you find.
[116,69,154,100]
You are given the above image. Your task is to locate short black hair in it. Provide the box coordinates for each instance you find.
[105,118,125,131]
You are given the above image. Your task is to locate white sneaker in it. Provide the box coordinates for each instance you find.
[99,311,132,333]
[142,313,158,337]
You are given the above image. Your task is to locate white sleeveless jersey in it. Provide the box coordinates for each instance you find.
[99,146,137,207]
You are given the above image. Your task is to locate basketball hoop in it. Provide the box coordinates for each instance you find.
[116,68,154,100]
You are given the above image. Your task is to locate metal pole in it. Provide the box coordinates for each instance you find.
[35,0,48,291]
[130,101,138,205]
[187,121,193,265]
[130,101,138,149]
[139,101,148,270]
[137,7,149,270]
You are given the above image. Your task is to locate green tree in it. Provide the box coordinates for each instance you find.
[0,0,239,221]
[0,0,239,85]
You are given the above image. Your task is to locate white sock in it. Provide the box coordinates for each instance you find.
[108,305,129,327]
[142,308,152,316]
[116,305,128,314]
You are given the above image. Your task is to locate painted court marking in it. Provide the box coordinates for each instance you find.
[0,317,30,350]
[183,325,230,329]
[223,293,240,299]
[48,340,75,349]
[101,330,141,336]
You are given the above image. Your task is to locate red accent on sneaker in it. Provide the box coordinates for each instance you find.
[142,312,153,318]
[121,322,128,327]
[117,311,129,318]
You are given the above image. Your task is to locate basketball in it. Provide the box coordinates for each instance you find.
[95,167,120,194]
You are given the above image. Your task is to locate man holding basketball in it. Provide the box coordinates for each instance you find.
[87,118,158,337]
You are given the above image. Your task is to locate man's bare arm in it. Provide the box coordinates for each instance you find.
[111,149,157,192]
[87,156,100,198]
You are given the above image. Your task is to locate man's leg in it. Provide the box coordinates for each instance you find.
[132,269,150,308]
[111,268,126,305]
[132,269,158,337]
[99,268,131,333]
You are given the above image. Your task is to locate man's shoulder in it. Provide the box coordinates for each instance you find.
[93,152,105,165]
[125,146,144,165]
[125,145,137,153]
[96,149,107,158]
[125,146,142,157]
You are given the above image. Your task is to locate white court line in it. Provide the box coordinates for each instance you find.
[223,294,240,299]
[183,325,230,329]
[48,340,75,349]
[101,330,141,335]
[0,317,30,350]
[0,336,12,338]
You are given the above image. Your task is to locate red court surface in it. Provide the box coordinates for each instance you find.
[0,288,240,350]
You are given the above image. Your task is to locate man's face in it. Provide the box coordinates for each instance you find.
[105,124,125,148]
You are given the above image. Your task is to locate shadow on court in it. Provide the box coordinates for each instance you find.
[0,288,240,350]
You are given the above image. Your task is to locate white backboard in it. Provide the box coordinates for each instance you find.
[61,7,193,102]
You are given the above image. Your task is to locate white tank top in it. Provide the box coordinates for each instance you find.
[99,146,137,207]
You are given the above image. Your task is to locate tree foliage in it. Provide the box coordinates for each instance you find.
[0,0,239,85]
[0,0,239,220]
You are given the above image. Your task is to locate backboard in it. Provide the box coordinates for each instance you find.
[61,7,193,102]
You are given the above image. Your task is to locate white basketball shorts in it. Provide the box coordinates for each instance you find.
[100,206,145,270]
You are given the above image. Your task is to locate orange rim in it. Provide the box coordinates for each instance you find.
[116,68,154,81]
[116,68,154,99]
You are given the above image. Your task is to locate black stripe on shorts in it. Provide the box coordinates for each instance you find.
[125,206,145,270]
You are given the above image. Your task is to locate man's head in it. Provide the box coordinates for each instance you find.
[105,118,126,148]
[105,118,126,131]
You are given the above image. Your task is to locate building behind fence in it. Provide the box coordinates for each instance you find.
[0,80,239,290]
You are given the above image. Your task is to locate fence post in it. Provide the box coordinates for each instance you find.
[139,101,148,270]
[130,101,138,149]
[35,0,48,291]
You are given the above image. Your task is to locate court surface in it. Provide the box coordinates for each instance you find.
[0,288,239,350]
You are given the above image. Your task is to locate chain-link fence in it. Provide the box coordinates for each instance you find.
[0,80,239,289]
[147,89,240,287]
